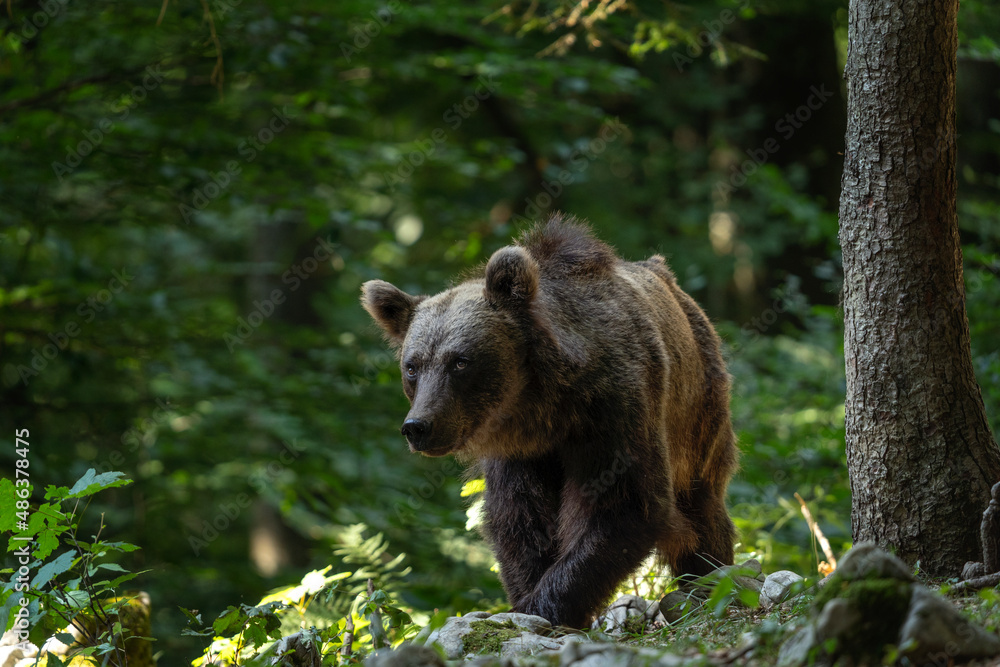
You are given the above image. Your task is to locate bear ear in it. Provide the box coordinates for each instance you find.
[361,280,424,343]
[484,246,540,308]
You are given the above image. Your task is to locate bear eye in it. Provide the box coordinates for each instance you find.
[454,358,468,371]
[404,364,417,379]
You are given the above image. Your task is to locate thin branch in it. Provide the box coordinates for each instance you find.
[198,0,224,99]
[795,492,837,574]
[156,0,170,26]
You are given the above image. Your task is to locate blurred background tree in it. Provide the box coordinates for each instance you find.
[1,0,998,663]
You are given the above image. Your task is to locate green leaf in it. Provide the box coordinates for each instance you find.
[737,586,760,608]
[213,606,246,635]
[30,550,75,589]
[243,620,267,649]
[64,590,91,609]
[99,541,141,553]
[43,485,70,502]
[0,480,16,533]
[180,607,203,625]
[96,563,129,573]
[107,572,140,588]
[65,470,133,500]
[54,632,77,646]
[705,575,735,617]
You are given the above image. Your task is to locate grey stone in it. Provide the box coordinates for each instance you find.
[898,584,1000,662]
[776,625,819,667]
[557,642,638,667]
[464,611,494,620]
[365,643,446,667]
[419,616,475,660]
[499,632,565,659]
[272,631,321,667]
[775,544,1000,667]
[464,657,509,667]
[718,561,764,593]
[813,598,861,643]
[963,561,989,580]
[592,595,665,634]
[759,570,804,607]
[834,541,914,582]
[489,612,552,634]
[0,645,34,667]
[658,590,701,624]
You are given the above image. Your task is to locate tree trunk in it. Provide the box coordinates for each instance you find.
[839,0,1000,575]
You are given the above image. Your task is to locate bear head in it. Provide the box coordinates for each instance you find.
[361,246,540,457]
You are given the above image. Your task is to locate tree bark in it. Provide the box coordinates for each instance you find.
[839,0,1000,575]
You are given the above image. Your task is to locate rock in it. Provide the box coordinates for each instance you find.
[591,595,664,634]
[272,631,321,667]
[833,541,914,582]
[557,641,675,667]
[0,645,33,667]
[365,643,446,667]
[498,632,565,659]
[419,616,476,659]
[813,598,860,643]
[658,590,701,625]
[964,561,988,580]
[488,613,552,634]
[420,612,569,660]
[777,544,1000,667]
[759,570,803,608]
[718,562,765,594]
[898,584,1000,662]
[776,625,819,667]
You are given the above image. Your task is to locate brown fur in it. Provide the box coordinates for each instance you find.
[361,213,738,627]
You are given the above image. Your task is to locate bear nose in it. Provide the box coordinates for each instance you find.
[401,418,431,449]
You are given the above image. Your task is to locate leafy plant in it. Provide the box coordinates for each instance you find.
[1,469,152,667]
[187,530,417,666]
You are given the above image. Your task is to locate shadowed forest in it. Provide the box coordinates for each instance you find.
[2,0,1000,664]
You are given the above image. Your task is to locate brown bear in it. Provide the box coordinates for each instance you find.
[361,214,738,628]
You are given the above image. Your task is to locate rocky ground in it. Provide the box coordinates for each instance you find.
[362,544,1000,667]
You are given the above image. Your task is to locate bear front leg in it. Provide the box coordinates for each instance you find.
[482,456,562,609]
[514,496,658,628]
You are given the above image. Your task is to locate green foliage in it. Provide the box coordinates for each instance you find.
[0,470,151,667]
[1,0,998,661]
[187,529,419,665]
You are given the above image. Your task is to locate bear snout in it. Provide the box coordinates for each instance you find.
[401,417,434,452]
